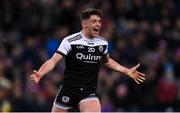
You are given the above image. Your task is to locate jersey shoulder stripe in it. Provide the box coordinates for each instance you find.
[68,35,82,42]
[66,32,82,43]
[67,34,80,42]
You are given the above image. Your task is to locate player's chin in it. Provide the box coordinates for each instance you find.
[92,31,99,37]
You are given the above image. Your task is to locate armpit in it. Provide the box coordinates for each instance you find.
[100,54,109,64]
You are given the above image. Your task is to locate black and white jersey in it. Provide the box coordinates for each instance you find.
[56,31,108,88]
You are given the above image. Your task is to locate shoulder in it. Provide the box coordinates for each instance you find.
[96,36,108,45]
[63,32,82,43]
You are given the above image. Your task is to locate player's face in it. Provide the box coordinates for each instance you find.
[85,15,102,37]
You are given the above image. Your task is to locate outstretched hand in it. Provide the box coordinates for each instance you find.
[30,70,41,84]
[127,63,145,84]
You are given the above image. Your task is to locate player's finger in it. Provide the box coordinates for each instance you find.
[137,71,145,76]
[33,70,40,78]
[137,78,144,82]
[31,78,38,84]
[30,74,34,78]
[34,79,39,84]
[134,79,140,84]
[30,74,35,78]
[33,70,37,73]
[31,77,35,81]
[137,75,145,80]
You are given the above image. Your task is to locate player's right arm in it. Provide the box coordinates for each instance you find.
[31,35,71,84]
[30,53,63,84]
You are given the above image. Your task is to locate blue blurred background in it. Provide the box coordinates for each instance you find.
[0,0,180,112]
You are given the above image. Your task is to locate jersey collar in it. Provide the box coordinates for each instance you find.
[80,30,97,41]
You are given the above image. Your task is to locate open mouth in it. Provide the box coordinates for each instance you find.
[93,28,99,32]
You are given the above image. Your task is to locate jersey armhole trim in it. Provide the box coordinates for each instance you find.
[56,51,66,56]
[104,52,109,56]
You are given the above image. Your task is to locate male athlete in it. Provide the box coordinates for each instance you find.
[30,8,145,112]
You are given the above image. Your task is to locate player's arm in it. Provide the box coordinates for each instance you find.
[31,36,71,84]
[30,53,63,84]
[102,54,145,84]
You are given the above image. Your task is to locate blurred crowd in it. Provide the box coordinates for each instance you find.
[0,0,180,112]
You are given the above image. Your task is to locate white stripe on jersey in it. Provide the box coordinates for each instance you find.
[57,31,108,56]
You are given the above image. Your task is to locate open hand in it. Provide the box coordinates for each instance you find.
[127,63,145,84]
[30,70,41,84]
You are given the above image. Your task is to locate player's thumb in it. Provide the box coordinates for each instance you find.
[132,63,140,70]
[33,70,37,74]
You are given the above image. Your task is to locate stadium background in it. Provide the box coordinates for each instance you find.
[0,0,180,112]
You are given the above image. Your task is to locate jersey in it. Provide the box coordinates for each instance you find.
[56,31,108,88]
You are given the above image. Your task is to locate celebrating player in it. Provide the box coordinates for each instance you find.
[30,8,145,112]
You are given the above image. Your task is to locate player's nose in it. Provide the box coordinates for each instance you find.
[97,23,101,27]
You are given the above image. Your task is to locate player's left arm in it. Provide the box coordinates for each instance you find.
[102,54,145,84]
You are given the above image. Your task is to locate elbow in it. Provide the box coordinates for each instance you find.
[105,60,111,67]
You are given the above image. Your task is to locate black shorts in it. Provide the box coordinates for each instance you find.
[53,85,99,110]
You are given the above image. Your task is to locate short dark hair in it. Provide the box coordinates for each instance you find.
[80,8,103,21]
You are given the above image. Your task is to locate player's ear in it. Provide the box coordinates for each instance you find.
[81,20,87,28]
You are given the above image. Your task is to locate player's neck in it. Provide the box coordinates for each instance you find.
[82,30,94,39]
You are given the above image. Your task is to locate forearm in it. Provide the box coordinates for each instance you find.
[104,56,145,84]
[37,59,56,79]
[105,58,129,74]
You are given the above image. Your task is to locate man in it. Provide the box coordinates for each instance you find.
[30,8,145,112]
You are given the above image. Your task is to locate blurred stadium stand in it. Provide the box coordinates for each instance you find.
[0,0,180,112]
